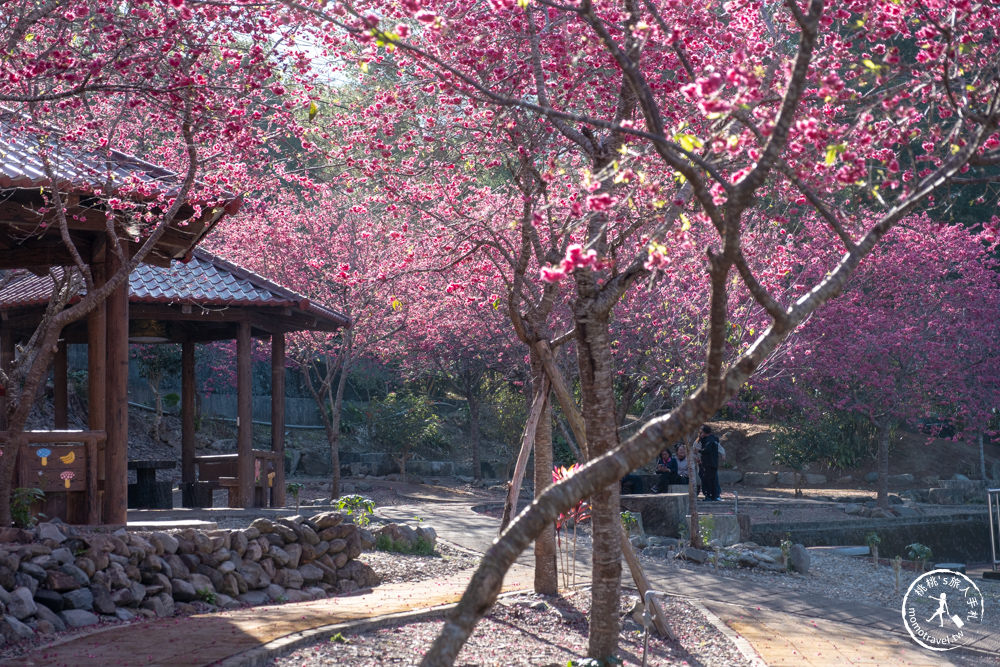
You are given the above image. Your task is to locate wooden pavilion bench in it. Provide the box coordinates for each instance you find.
[194,451,278,507]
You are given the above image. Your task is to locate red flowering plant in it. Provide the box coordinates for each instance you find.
[553,464,590,589]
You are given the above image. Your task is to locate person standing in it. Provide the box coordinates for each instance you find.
[698,425,721,501]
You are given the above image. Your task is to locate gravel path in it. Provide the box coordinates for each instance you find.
[271,589,753,666]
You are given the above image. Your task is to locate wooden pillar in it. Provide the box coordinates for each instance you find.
[104,250,129,524]
[237,320,253,508]
[181,341,196,487]
[54,340,68,429]
[271,332,286,507]
[88,258,107,524]
[0,327,14,431]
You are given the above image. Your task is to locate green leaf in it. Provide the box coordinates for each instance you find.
[674,133,702,153]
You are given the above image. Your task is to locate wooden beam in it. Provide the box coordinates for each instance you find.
[271,332,286,508]
[237,319,253,508]
[181,341,196,487]
[0,329,14,431]
[104,249,129,525]
[54,340,68,429]
[88,257,107,524]
[0,241,94,269]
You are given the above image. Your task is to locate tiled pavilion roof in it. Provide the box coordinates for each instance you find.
[0,248,349,330]
[0,112,180,194]
[0,109,239,269]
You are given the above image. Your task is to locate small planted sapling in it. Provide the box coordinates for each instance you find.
[286,482,305,513]
[865,531,881,567]
[892,555,903,594]
[336,494,375,526]
[906,543,932,573]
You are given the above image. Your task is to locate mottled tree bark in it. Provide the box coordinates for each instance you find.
[530,352,557,595]
[573,307,621,659]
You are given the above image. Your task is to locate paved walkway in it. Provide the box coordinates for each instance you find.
[10,494,1000,665]
[383,500,1000,667]
[10,559,534,666]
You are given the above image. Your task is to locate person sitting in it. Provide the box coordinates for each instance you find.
[654,445,688,492]
[675,443,691,483]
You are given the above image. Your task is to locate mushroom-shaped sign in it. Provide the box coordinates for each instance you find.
[267,471,276,488]
[60,470,75,489]
[37,448,51,466]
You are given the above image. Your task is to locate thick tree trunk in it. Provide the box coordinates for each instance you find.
[876,417,890,509]
[530,353,557,595]
[574,308,621,660]
[327,367,348,500]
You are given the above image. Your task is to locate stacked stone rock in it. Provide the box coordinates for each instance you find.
[0,512,378,644]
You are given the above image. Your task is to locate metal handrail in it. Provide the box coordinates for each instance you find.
[988,488,1000,572]
[639,588,671,667]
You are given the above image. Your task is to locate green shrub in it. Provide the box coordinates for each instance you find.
[196,588,217,605]
[375,533,435,556]
[774,410,876,471]
[370,392,447,477]
[336,494,375,526]
[11,487,44,528]
[906,543,932,572]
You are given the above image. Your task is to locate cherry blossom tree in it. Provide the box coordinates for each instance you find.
[767,218,1000,506]
[0,0,317,523]
[213,189,408,498]
[269,1,1000,663]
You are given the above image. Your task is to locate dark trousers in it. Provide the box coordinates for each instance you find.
[656,471,688,491]
[621,473,643,495]
[699,466,720,499]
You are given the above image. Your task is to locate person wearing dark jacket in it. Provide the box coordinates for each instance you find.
[698,425,721,501]
[654,446,688,491]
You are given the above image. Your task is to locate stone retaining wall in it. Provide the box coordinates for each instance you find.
[619,493,689,537]
[750,512,990,562]
[0,513,378,645]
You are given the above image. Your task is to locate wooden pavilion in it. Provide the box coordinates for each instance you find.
[0,112,237,524]
[0,249,349,517]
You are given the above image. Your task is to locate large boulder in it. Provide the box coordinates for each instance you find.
[789,544,810,574]
[36,523,67,544]
[742,472,776,487]
[678,547,709,564]
[60,609,99,628]
[717,469,743,485]
[1,614,35,641]
[887,473,915,486]
[776,471,799,486]
[7,587,36,619]
[928,487,965,505]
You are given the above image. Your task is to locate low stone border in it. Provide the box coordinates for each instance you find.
[688,599,767,667]
[219,600,455,667]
